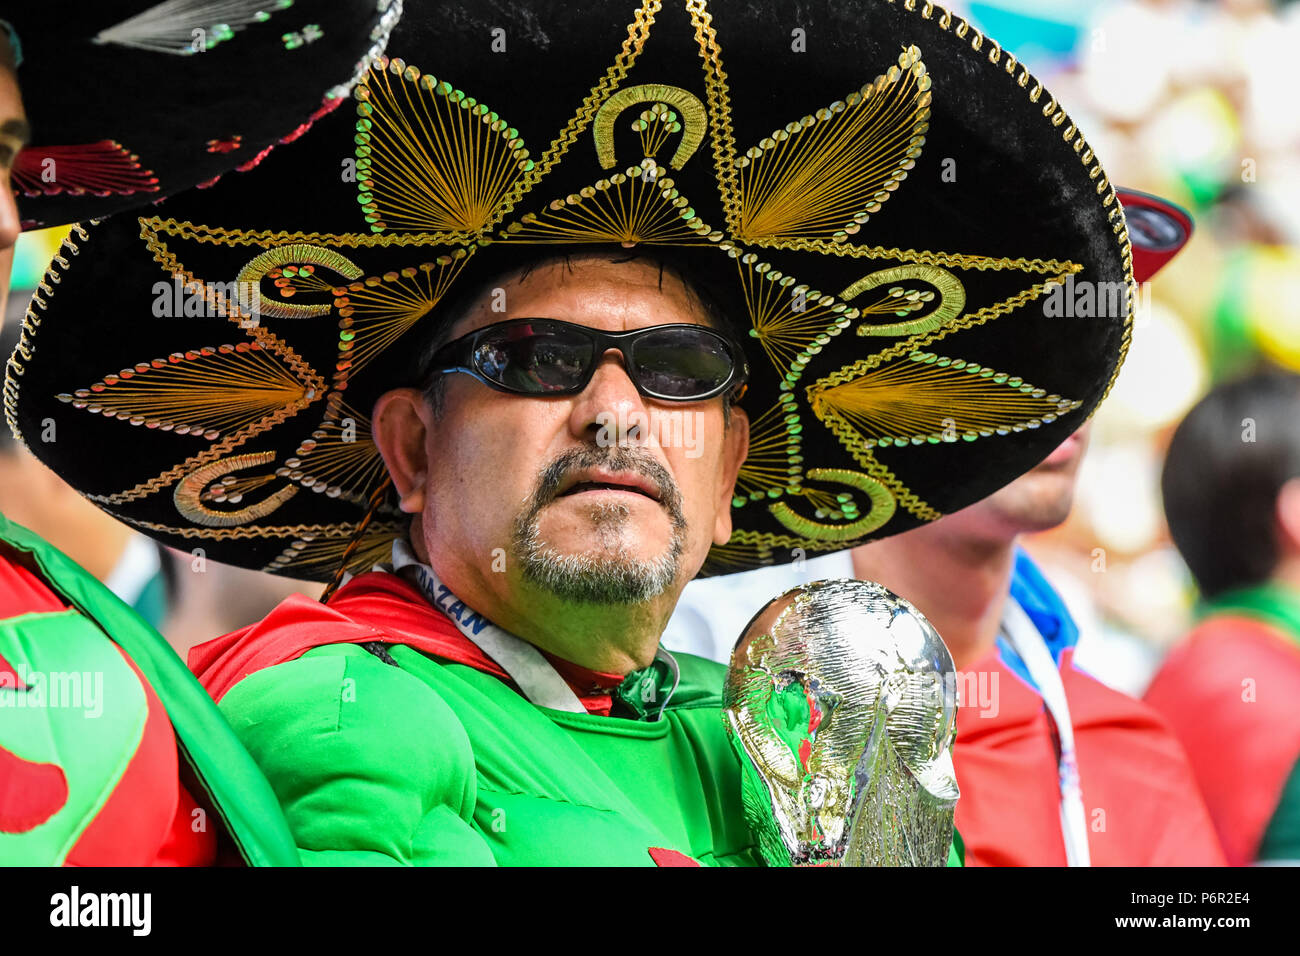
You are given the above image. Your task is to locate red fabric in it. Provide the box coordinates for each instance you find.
[153,774,219,867]
[0,552,68,832]
[190,571,627,716]
[0,549,69,616]
[953,647,1225,866]
[541,652,625,717]
[1144,615,1300,866]
[64,647,216,866]
[0,742,68,833]
[190,572,507,703]
[648,847,701,866]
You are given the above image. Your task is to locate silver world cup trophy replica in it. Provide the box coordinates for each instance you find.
[723,579,960,866]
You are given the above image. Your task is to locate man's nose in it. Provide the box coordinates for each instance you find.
[568,348,651,445]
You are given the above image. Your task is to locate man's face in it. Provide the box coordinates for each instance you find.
[0,37,29,319]
[944,420,1092,540]
[380,254,748,609]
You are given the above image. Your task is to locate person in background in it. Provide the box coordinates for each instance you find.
[1145,366,1300,865]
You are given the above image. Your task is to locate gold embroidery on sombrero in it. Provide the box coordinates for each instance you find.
[846,444,941,523]
[74,226,326,507]
[499,160,716,247]
[328,253,469,375]
[56,343,308,440]
[735,46,929,245]
[824,268,1083,390]
[767,468,896,542]
[761,236,1084,276]
[238,244,363,318]
[592,86,707,170]
[103,514,385,542]
[685,0,742,236]
[4,224,91,443]
[734,399,805,506]
[493,0,663,222]
[285,401,386,506]
[136,220,328,393]
[845,265,965,337]
[702,530,833,574]
[355,59,533,236]
[141,214,436,249]
[174,451,299,528]
[808,351,1081,449]
[896,0,1138,404]
[262,521,406,576]
[735,254,857,378]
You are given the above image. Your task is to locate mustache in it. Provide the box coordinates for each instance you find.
[531,445,685,527]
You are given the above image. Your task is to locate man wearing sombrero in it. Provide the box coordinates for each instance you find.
[11,0,1162,864]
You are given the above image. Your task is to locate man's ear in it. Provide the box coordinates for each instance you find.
[372,387,432,514]
[713,405,750,546]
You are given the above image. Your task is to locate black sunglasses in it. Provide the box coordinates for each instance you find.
[424,318,749,402]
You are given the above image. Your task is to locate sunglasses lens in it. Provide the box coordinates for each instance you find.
[474,323,593,393]
[634,327,736,398]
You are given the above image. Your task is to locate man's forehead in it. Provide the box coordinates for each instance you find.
[451,252,713,337]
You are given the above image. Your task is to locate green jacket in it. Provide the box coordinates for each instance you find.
[0,513,298,865]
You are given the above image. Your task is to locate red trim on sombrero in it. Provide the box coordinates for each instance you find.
[1117,188,1194,283]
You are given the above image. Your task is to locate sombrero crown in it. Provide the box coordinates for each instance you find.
[7,0,1135,581]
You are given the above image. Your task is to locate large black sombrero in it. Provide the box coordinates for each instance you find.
[6,0,402,229]
[7,0,1139,581]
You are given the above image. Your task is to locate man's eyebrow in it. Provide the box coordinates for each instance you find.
[1,117,30,144]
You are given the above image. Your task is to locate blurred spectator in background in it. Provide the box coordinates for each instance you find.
[1145,367,1300,865]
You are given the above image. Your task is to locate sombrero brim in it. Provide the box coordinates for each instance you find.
[8,0,401,230]
[8,0,1136,581]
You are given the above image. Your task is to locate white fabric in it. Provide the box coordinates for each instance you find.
[104,533,162,607]
[1000,598,1092,867]
[661,551,854,662]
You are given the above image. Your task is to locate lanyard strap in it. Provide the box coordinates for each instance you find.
[386,540,587,714]
[1000,598,1092,867]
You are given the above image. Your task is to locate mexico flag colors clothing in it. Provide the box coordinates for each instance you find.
[190,566,961,867]
[1145,586,1300,865]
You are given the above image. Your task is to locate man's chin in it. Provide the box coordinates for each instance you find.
[531,533,674,567]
